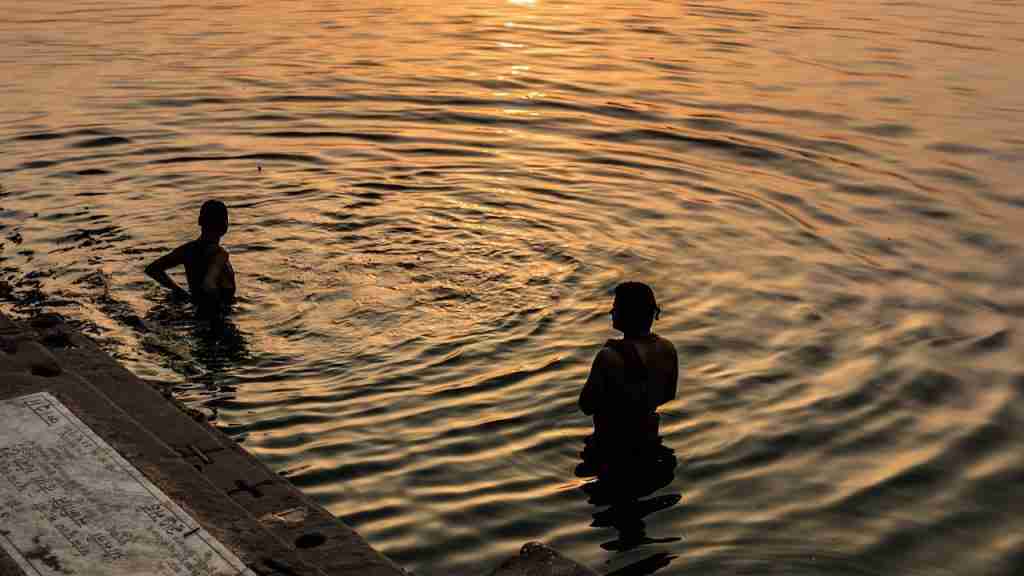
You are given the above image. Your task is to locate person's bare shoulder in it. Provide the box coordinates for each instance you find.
[597,342,626,368]
[651,333,674,350]
[145,242,191,273]
[651,334,678,362]
[206,245,229,265]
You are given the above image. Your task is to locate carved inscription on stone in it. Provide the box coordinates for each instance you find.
[0,392,255,576]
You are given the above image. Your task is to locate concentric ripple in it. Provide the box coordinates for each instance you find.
[1,1,1023,575]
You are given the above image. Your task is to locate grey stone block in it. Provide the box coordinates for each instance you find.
[0,312,410,576]
[490,542,598,576]
[0,339,62,377]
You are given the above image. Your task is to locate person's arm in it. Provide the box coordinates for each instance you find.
[579,348,609,415]
[145,245,190,300]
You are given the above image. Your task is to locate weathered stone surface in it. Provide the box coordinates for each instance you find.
[0,371,85,401]
[0,392,256,576]
[0,556,21,576]
[0,339,62,377]
[0,311,599,576]
[490,542,599,576]
[0,374,321,575]
[29,313,65,330]
[18,340,62,376]
[38,327,74,349]
[0,314,20,336]
[0,312,409,576]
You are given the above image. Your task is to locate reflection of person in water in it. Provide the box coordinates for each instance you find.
[145,200,236,316]
[579,282,678,471]
[142,289,251,421]
[581,447,681,554]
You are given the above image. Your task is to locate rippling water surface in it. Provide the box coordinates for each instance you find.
[3,1,1024,574]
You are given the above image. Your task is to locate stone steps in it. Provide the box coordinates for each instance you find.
[0,313,408,576]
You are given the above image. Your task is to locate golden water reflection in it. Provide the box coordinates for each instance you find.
[1,0,1023,574]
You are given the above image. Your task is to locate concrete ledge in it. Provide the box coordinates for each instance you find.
[0,311,600,576]
[0,312,408,576]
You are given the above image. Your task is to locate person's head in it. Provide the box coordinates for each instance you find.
[198,200,229,239]
[611,281,660,336]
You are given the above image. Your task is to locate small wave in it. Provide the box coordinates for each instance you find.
[261,130,403,143]
[142,96,238,108]
[149,152,326,165]
[590,127,786,162]
[854,123,915,138]
[14,132,65,141]
[926,142,991,155]
[71,135,132,148]
[17,159,61,170]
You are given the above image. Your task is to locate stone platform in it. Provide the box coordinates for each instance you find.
[0,312,409,576]
[0,311,599,576]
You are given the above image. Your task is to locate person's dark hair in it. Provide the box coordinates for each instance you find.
[613,281,660,334]
[198,200,229,236]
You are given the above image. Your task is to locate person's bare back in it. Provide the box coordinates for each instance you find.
[583,333,677,414]
[579,283,678,453]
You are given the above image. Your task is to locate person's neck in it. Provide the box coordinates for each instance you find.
[199,233,221,244]
[622,331,652,341]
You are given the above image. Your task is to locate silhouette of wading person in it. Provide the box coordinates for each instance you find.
[145,200,236,316]
[579,282,678,473]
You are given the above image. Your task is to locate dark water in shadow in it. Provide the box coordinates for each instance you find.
[2,0,1024,574]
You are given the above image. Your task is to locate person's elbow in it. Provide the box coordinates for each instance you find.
[144,262,159,279]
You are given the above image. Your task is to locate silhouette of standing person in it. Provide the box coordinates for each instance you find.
[145,200,236,316]
[579,282,677,470]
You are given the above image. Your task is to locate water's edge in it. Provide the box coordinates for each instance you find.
[0,308,413,576]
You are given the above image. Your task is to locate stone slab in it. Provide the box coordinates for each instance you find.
[0,324,329,576]
[34,320,406,576]
[490,542,598,576]
[0,392,255,576]
[0,311,408,576]
[0,312,598,576]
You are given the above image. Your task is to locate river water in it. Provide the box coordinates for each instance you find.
[2,1,1023,574]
